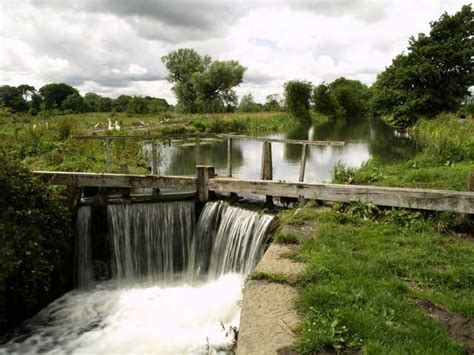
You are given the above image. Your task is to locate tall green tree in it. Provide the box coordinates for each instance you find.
[313,83,344,119]
[284,80,313,122]
[0,86,28,112]
[371,4,474,127]
[39,83,78,110]
[237,93,262,112]
[61,93,87,113]
[162,48,245,113]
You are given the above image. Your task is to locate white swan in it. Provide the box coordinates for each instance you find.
[108,118,113,130]
[114,120,120,130]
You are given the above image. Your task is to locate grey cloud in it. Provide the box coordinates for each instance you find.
[244,70,281,85]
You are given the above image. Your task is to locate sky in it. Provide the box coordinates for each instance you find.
[0,0,468,104]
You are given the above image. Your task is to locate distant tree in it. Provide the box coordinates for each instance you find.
[162,48,245,113]
[328,78,370,119]
[127,96,149,114]
[264,94,282,111]
[29,93,42,114]
[313,83,344,119]
[113,95,132,112]
[17,84,36,101]
[39,83,78,110]
[145,97,169,113]
[98,97,113,112]
[0,86,28,112]
[284,80,313,122]
[238,93,262,112]
[84,93,102,112]
[61,93,87,113]
[370,4,474,127]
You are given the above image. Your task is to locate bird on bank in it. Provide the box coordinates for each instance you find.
[108,118,113,130]
[114,120,120,130]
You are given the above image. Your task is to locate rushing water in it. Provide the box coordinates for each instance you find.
[157,119,417,182]
[1,201,273,354]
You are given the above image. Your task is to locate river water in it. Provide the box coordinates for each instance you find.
[158,119,416,182]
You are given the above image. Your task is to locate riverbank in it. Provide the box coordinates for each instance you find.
[268,203,473,354]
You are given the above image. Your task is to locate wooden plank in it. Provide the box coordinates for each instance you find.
[227,137,233,177]
[196,165,215,202]
[34,171,197,189]
[217,134,345,146]
[208,178,474,214]
[468,171,474,191]
[151,139,158,175]
[260,141,273,206]
[105,138,111,173]
[73,133,344,146]
[195,137,200,165]
[298,143,308,182]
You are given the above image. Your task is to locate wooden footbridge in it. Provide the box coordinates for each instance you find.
[34,133,474,214]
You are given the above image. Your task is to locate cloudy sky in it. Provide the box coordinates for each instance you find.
[0,0,468,104]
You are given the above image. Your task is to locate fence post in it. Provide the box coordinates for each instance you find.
[298,143,308,205]
[151,139,158,175]
[227,137,233,177]
[260,141,273,206]
[195,136,201,166]
[197,165,215,203]
[105,138,111,173]
[468,171,474,191]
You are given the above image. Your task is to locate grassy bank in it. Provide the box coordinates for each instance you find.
[275,205,473,354]
[332,113,474,191]
[0,110,296,173]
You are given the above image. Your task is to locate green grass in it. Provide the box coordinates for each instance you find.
[288,208,473,354]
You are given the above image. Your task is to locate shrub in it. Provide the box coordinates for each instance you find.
[0,153,74,332]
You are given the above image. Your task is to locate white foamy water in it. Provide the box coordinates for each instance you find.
[1,201,273,354]
[2,274,242,354]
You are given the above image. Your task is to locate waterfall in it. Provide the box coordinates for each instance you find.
[188,201,274,280]
[75,199,273,285]
[75,206,93,289]
[107,201,195,282]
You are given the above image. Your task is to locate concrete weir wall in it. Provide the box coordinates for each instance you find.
[237,208,319,354]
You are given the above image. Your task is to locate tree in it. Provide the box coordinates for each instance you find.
[370,5,474,127]
[313,83,344,119]
[284,80,313,122]
[162,48,246,113]
[127,96,149,114]
[84,92,102,112]
[237,93,262,112]
[0,86,28,112]
[113,95,132,112]
[39,83,78,110]
[17,84,36,101]
[264,94,282,111]
[61,93,87,113]
[328,78,370,119]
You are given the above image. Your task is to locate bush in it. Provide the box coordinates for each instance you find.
[0,153,74,332]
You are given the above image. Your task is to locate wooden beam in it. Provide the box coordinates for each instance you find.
[34,171,197,189]
[208,178,474,214]
[195,137,201,165]
[217,134,345,146]
[227,137,233,177]
[298,143,308,182]
[196,165,215,203]
[105,138,111,173]
[468,171,474,191]
[151,139,158,175]
[260,141,273,206]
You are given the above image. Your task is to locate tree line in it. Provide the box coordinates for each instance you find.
[1,5,472,128]
[0,83,170,115]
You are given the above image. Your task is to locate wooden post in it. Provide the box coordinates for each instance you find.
[468,171,474,191]
[120,164,131,198]
[151,139,158,175]
[227,137,233,177]
[197,165,215,203]
[260,141,273,206]
[195,136,201,166]
[298,143,308,205]
[105,138,111,173]
[168,138,171,147]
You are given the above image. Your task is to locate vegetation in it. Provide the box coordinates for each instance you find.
[161,48,246,113]
[284,80,313,123]
[285,206,474,353]
[332,113,474,191]
[370,5,474,128]
[313,78,370,120]
[0,154,74,333]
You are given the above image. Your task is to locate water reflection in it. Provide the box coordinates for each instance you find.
[159,119,417,183]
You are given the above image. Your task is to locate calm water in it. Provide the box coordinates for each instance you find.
[157,119,417,182]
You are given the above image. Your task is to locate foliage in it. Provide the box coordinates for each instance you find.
[162,48,246,113]
[292,208,473,353]
[312,83,344,119]
[0,85,29,113]
[39,83,78,110]
[61,93,88,113]
[370,5,474,127]
[264,94,283,111]
[284,80,313,122]
[0,153,73,331]
[237,94,262,112]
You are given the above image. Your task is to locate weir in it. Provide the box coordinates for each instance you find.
[2,199,274,353]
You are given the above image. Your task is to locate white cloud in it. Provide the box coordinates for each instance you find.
[0,0,468,104]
